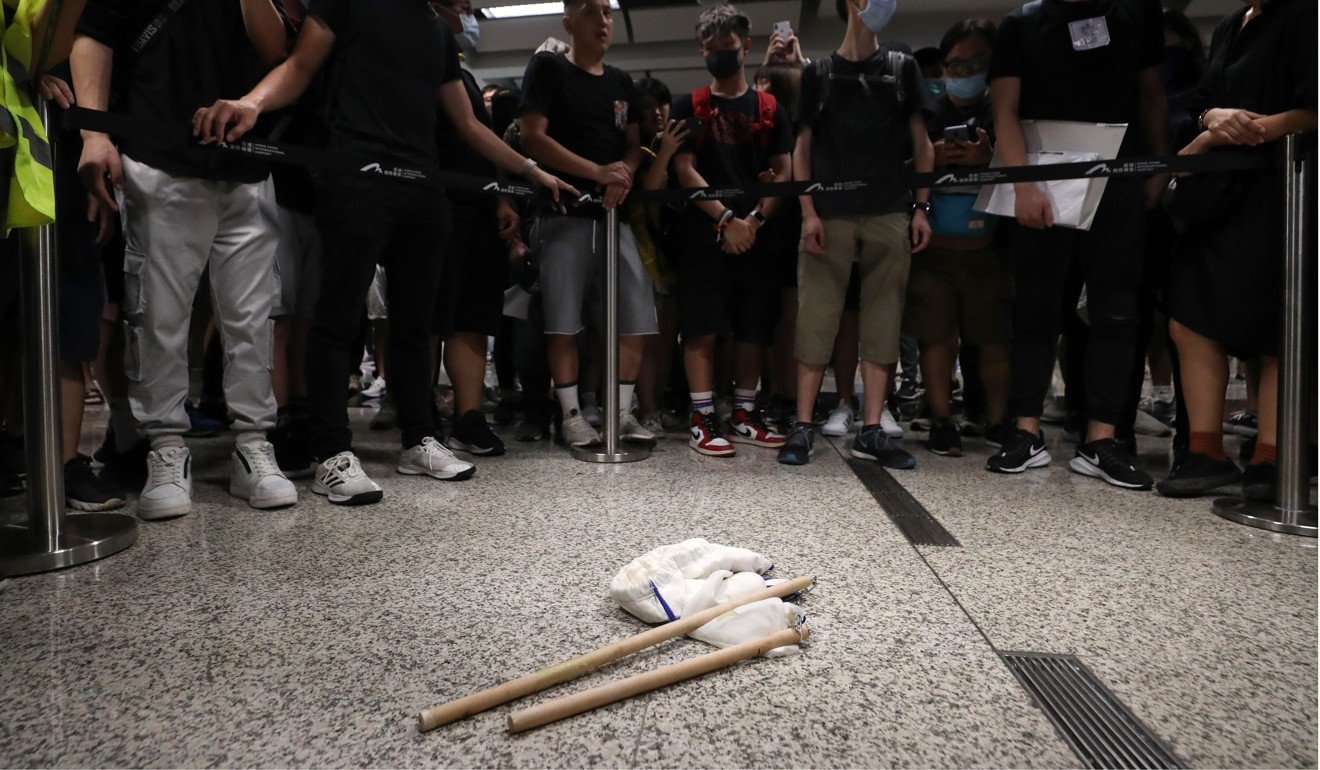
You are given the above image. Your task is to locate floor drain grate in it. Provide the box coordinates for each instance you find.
[1001,652,1185,769]
[844,456,960,547]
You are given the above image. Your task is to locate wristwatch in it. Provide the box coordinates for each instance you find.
[910,200,933,216]
[750,208,767,227]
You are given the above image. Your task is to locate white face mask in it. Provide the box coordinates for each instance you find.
[457,12,480,54]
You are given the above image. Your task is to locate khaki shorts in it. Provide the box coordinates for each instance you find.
[903,244,1011,345]
[795,213,910,366]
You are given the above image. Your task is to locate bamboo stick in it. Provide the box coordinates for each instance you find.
[507,625,810,733]
[417,574,814,731]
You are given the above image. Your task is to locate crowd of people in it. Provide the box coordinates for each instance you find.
[0,0,1312,520]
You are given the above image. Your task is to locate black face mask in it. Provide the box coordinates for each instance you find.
[704,49,743,79]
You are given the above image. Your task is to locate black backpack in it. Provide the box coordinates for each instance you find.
[811,49,907,118]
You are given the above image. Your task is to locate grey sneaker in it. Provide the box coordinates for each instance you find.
[639,411,667,439]
[561,409,601,448]
[370,399,397,431]
[852,426,916,469]
[619,410,656,443]
[777,423,815,466]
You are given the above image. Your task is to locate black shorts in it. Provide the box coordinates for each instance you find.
[434,199,507,337]
[55,145,106,363]
[673,212,781,346]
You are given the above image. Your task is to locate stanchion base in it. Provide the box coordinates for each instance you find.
[0,512,139,576]
[1211,497,1317,538]
[571,445,651,463]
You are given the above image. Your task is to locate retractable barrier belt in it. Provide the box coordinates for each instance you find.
[65,107,1271,206]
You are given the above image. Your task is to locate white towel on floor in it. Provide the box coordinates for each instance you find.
[610,539,806,656]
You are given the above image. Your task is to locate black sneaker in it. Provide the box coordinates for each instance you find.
[1069,438,1154,490]
[268,420,315,479]
[1242,462,1276,502]
[852,426,916,469]
[1155,452,1241,498]
[446,409,506,456]
[493,395,520,426]
[928,421,963,457]
[984,420,1011,448]
[515,417,548,442]
[777,423,815,466]
[896,377,922,402]
[986,428,1051,473]
[65,455,127,512]
[97,437,150,494]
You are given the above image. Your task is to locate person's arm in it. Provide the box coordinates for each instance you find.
[673,153,753,254]
[1183,108,1318,154]
[793,127,825,254]
[909,112,933,253]
[29,0,88,73]
[990,75,1053,228]
[70,34,122,212]
[192,15,337,143]
[640,119,690,191]
[439,79,579,204]
[242,0,290,67]
[754,152,791,220]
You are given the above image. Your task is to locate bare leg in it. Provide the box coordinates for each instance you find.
[775,288,798,399]
[1257,355,1277,447]
[795,361,827,424]
[1169,319,1228,435]
[60,361,84,462]
[979,342,1011,425]
[919,339,957,420]
[445,331,487,416]
[683,334,717,394]
[733,341,762,395]
[831,311,860,407]
[859,360,891,426]
[272,316,291,408]
[547,333,579,386]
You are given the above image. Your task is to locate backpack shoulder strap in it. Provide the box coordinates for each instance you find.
[813,56,835,117]
[887,50,906,104]
[754,89,778,155]
[691,86,714,118]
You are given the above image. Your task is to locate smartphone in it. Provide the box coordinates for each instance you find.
[943,124,972,143]
[773,20,792,38]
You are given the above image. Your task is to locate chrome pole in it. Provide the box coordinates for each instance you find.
[573,208,649,463]
[1213,133,1317,536]
[0,100,138,575]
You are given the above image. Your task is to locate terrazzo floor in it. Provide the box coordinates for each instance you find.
[0,405,1314,768]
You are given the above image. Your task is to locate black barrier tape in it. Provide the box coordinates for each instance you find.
[66,106,1270,206]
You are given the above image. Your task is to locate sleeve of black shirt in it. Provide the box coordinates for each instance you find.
[1184,16,1231,117]
[520,52,560,116]
[768,102,793,157]
[796,62,820,130]
[1288,2,1318,111]
[76,0,129,50]
[621,70,640,126]
[902,55,929,121]
[1136,0,1163,71]
[988,11,1024,81]
[307,0,350,33]
[671,93,695,156]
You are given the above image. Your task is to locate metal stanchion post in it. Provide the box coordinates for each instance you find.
[0,101,138,575]
[573,208,649,463]
[1212,133,1317,537]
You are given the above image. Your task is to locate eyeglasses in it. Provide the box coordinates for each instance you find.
[943,54,991,77]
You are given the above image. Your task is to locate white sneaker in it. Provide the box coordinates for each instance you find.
[619,410,656,443]
[139,446,193,520]
[582,403,604,428]
[397,436,476,481]
[312,451,383,506]
[562,409,601,447]
[639,411,667,439]
[880,406,905,439]
[821,402,855,437]
[360,376,387,400]
[230,441,298,509]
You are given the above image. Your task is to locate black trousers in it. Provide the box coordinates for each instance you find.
[308,174,451,456]
[1008,180,1145,426]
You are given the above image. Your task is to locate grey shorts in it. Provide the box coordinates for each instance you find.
[532,213,658,336]
[261,180,321,318]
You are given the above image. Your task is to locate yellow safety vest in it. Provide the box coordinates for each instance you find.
[0,0,55,234]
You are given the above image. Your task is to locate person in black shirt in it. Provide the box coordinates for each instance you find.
[194,0,574,506]
[519,0,658,449]
[667,4,791,458]
[777,0,934,470]
[903,18,1012,460]
[984,0,1167,491]
[73,0,296,520]
[1157,0,1316,500]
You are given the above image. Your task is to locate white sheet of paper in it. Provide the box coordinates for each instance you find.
[980,151,1099,228]
[974,120,1128,230]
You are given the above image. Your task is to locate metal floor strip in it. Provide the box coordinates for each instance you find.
[1001,652,1186,769]
[842,452,960,547]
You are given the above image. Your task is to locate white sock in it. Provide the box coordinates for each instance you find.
[1152,385,1174,402]
[151,434,186,451]
[235,430,266,450]
[618,381,635,412]
[691,391,715,414]
[555,382,581,415]
[734,388,757,412]
[109,397,140,453]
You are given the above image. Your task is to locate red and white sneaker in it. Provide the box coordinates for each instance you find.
[729,408,786,448]
[689,411,736,457]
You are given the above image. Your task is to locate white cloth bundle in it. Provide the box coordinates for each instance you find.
[610,539,806,656]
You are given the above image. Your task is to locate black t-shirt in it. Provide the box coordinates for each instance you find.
[670,89,793,217]
[76,0,268,182]
[797,49,926,218]
[989,0,1162,157]
[436,67,496,210]
[309,0,461,166]
[519,51,638,195]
